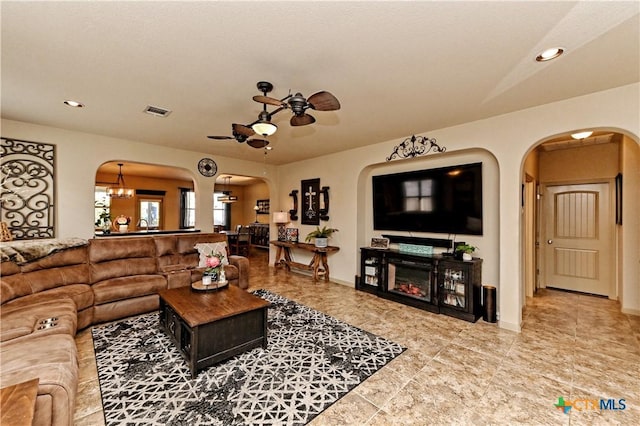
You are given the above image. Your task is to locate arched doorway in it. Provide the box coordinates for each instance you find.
[522,130,639,312]
[95,161,196,234]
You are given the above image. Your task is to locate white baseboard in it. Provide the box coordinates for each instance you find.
[621,307,640,316]
[498,320,522,333]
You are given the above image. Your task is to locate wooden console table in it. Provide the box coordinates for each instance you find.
[271,240,339,281]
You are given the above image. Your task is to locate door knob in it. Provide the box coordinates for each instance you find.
[547,239,553,244]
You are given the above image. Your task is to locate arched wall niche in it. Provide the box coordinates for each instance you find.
[356,147,501,314]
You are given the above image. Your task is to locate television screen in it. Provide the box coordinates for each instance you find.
[372,162,483,235]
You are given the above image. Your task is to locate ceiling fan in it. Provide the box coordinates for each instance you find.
[207,81,340,148]
[207,123,269,149]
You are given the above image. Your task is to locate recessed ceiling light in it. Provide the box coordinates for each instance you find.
[571,131,593,140]
[536,47,564,62]
[63,99,84,108]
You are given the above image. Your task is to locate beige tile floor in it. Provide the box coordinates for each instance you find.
[75,250,640,425]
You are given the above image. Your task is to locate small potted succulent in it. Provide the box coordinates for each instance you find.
[305,226,338,248]
[455,244,476,261]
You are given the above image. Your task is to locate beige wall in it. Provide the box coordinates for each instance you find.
[539,142,619,183]
[2,82,639,331]
[620,135,640,315]
[243,181,270,225]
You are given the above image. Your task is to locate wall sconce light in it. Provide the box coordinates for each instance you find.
[273,211,289,241]
[289,190,299,221]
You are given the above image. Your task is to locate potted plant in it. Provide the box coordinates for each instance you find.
[95,209,111,234]
[455,244,476,261]
[305,226,338,248]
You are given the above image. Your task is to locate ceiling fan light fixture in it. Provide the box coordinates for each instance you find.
[252,120,277,136]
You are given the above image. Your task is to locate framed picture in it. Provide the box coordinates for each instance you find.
[286,228,299,242]
[301,178,320,225]
[370,237,390,249]
[256,199,270,214]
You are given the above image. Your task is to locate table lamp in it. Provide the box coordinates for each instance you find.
[273,211,288,241]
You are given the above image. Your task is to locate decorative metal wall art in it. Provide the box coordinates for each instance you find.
[301,178,320,225]
[386,134,446,161]
[319,186,330,221]
[1,137,56,239]
[289,190,299,221]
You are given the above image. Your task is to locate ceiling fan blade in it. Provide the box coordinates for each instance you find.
[291,113,316,126]
[307,91,341,111]
[207,135,235,140]
[247,139,270,149]
[252,95,287,107]
[232,123,255,137]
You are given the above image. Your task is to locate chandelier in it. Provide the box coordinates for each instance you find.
[217,176,238,203]
[107,163,134,199]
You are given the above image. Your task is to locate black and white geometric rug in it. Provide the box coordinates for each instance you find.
[92,289,405,425]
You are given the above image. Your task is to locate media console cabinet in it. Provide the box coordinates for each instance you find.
[357,247,483,322]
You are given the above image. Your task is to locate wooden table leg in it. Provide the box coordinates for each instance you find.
[320,253,330,281]
[274,246,284,267]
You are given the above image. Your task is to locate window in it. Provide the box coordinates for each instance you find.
[213,191,230,230]
[138,198,162,229]
[180,188,195,229]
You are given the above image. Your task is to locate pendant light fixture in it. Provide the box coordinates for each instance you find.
[217,176,238,203]
[106,163,134,199]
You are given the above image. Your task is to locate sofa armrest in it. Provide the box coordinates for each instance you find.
[228,255,249,289]
[158,265,191,289]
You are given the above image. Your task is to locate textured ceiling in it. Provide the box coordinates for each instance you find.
[2,1,638,165]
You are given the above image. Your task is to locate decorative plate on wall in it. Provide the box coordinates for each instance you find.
[198,158,217,177]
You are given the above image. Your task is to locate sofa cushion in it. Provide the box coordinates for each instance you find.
[92,275,167,305]
[90,257,158,283]
[88,237,156,263]
[0,262,32,304]
[1,299,77,343]
[0,333,78,426]
[3,284,94,312]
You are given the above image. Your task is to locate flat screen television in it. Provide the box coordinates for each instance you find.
[372,162,483,235]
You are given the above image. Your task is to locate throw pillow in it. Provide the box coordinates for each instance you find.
[195,242,230,267]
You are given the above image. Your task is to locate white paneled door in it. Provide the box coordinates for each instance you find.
[542,183,613,297]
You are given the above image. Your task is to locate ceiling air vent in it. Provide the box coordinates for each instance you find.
[143,105,172,117]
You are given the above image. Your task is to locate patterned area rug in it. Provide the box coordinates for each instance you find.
[92,289,405,425]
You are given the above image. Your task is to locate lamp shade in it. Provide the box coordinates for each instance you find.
[273,211,288,224]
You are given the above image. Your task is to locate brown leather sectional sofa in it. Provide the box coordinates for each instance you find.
[0,232,249,426]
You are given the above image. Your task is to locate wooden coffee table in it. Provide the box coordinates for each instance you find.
[159,285,270,378]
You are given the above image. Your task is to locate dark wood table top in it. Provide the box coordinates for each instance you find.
[159,285,270,328]
[0,378,39,426]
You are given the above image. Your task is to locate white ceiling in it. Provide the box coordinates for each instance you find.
[2,1,638,166]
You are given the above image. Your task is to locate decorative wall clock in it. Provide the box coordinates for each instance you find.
[197,158,217,177]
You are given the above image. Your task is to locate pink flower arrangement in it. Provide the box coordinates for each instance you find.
[205,252,225,275]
